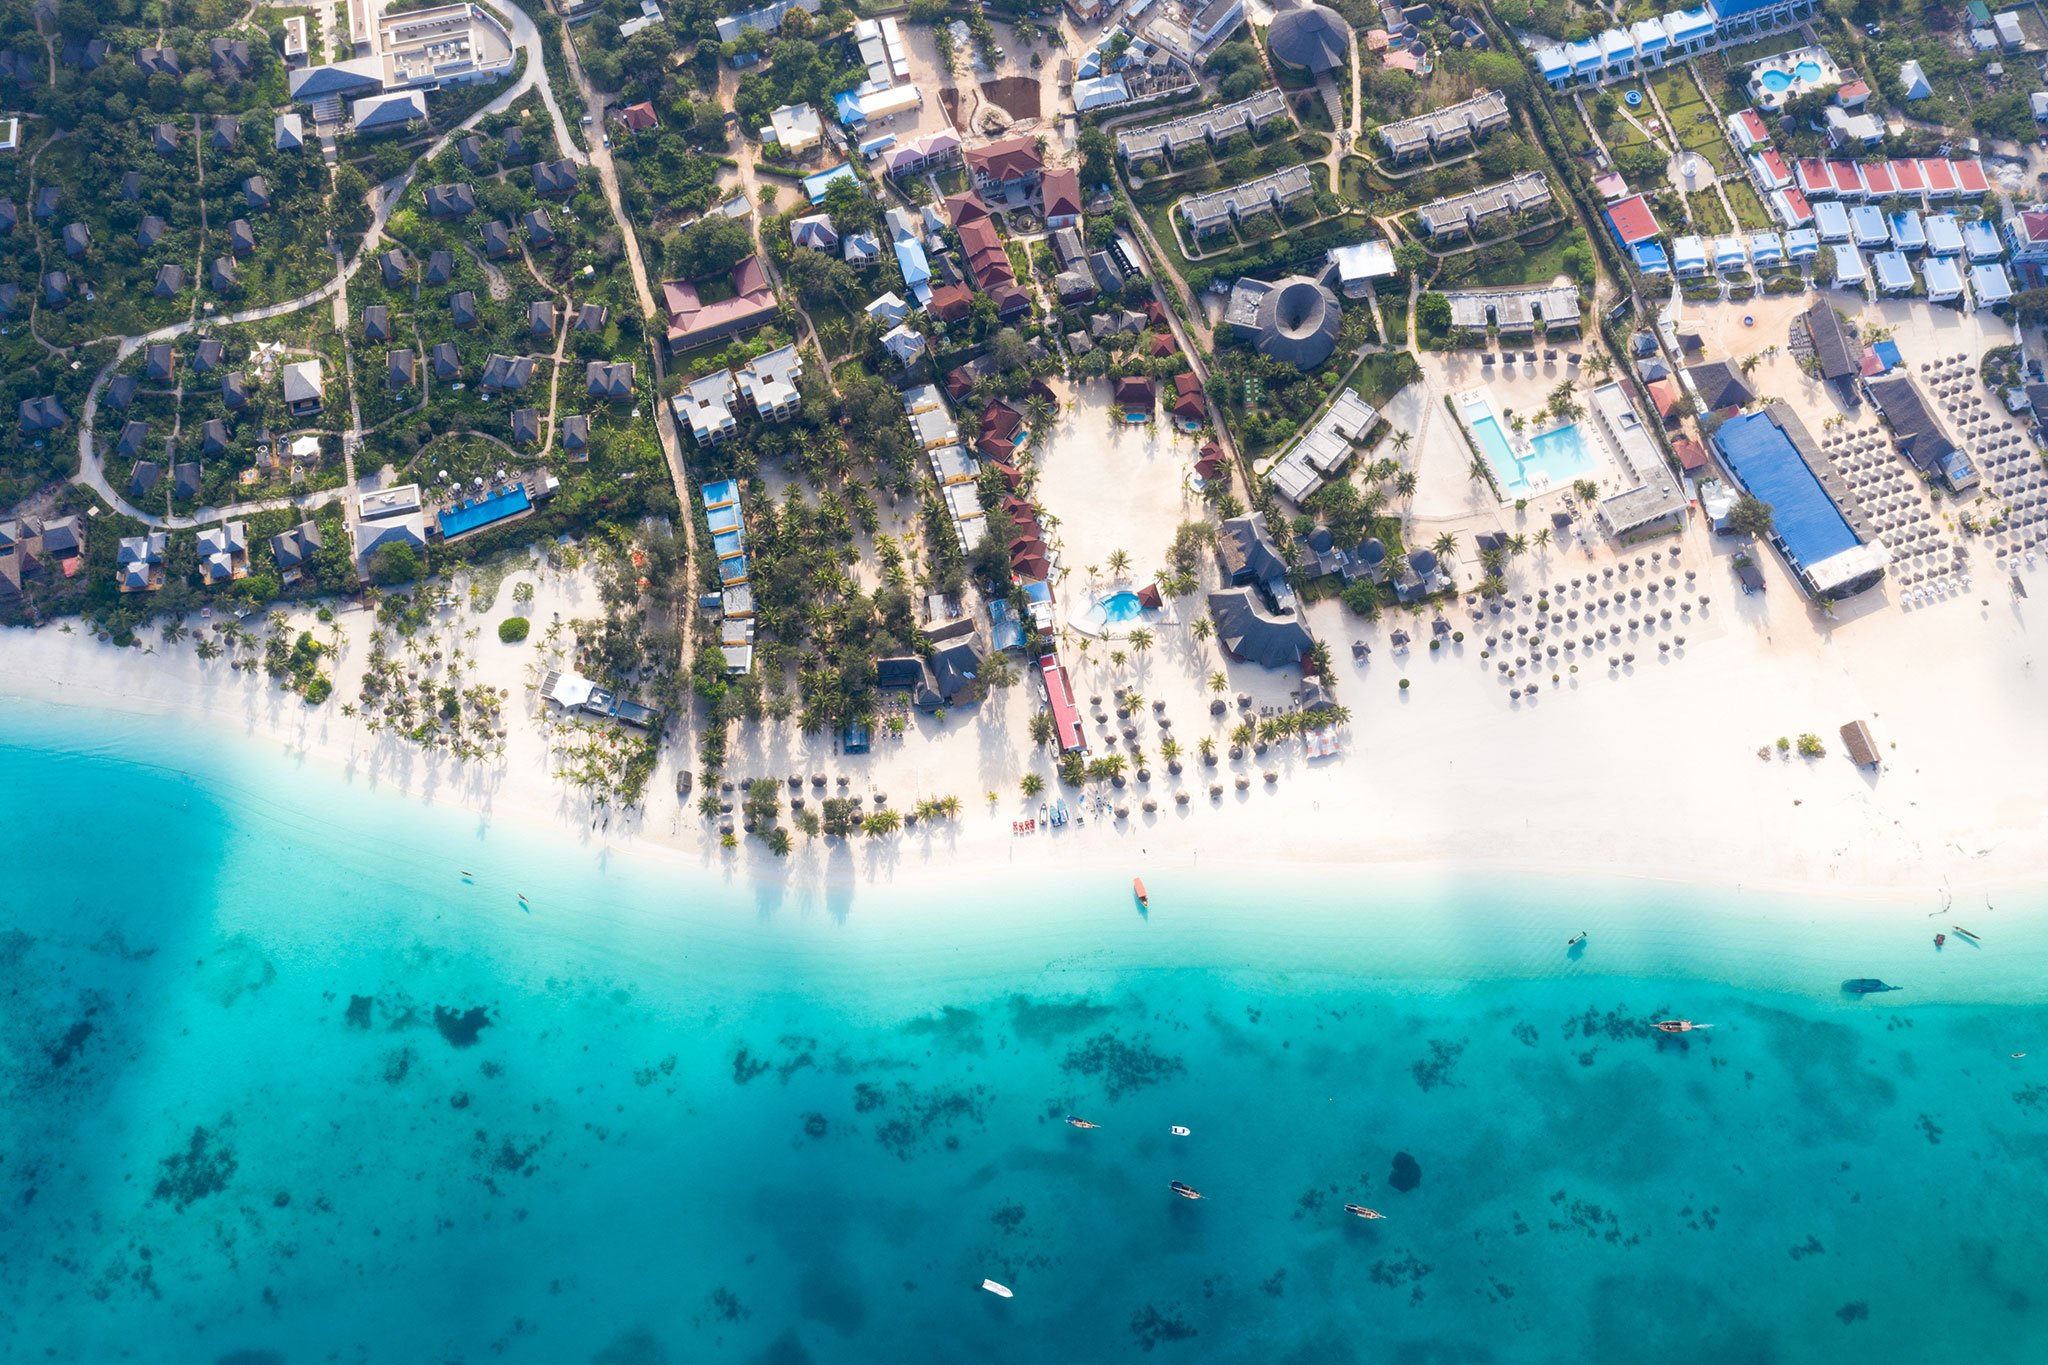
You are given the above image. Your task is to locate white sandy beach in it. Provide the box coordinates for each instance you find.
[8,453,2048,912]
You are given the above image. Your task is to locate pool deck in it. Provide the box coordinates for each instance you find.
[1067,585,1178,639]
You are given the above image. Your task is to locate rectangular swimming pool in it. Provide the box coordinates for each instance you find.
[438,483,531,537]
[1463,399,1597,494]
[1714,411,1859,566]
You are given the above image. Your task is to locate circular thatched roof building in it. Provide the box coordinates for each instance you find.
[1251,276,1342,369]
[1267,4,1351,75]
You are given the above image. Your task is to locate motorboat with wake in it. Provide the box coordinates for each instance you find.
[1653,1019,1710,1033]
[1169,1181,1203,1200]
[981,1279,1013,1298]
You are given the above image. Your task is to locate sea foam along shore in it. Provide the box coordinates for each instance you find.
[6,512,2048,906]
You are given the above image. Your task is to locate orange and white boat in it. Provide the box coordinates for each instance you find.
[1134,877,1150,909]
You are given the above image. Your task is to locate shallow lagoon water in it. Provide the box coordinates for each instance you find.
[4,700,2048,1363]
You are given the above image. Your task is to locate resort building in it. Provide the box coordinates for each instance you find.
[1270,389,1378,505]
[1225,275,1343,369]
[1590,386,1684,537]
[1326,241,1398,296]
[1865,373,1966,487]
[1266,4,1351,75]
[2002,206,2048,266]
[1672,235,1708,275]
[963,136,1044,198]
[1711,402,1888,599]
[1116,88,1290,166]
[1972,262,2014,306]
[1178,165,1316,236]
[1812,199,1851,242]
[736,346,803,421]
[1376,90,1511,163]
[1207,589,1314,668]
[1529,6,1716,87]
[288,3,515,114]
[675,371,739,446]
[1831,242,1866,287]
[716,0,817,44]
[1416,172,1552,241]
[1921,256,1963,303]
[1873,251,1914,294]
[1850,205,1888,248]
[1924,213,1965,257]
[663,258,777,352]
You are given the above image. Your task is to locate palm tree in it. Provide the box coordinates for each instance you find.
[1391,429,1412,456]
[1127,627,1154,656]
[1394,470,1418,500]
[1107,548,1131,575]
[1192,617,1213,643]
[1197,736,1217,759]
[1469,456,1492,485]
[1533,527,1552,549]
[1738,353,1760,376]
[1023,393,1054,428]
[1230,720,1256,747]
[1585,350,1614,379]
[937,794,961,817]
[1431,531,1457,558]
[1021,772,1045,796]
[1159,737,1181,762]
[1506,533,1529,557]
[1110,649,1127,668]
[1208,670,1228,693]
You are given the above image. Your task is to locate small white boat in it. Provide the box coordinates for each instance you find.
[981,1279,1013,1298]
[1170,1125,1190,1137]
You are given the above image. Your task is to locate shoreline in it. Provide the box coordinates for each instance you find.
[11,491,2048,910]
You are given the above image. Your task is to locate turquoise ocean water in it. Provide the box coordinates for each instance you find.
[4,698,2048,1363]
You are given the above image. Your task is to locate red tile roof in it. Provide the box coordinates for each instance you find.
[1604,193,1660,245]
[618,101,657,131]
[1835,79,1869,105]
[1174,371,1202,397]
[1646,378,1683,418]
[1148,331,1177,357]
[964,135,1043,184]
[1735,110,1768,145]
[662,258,776,345]
[1041,167,1081,220]
[944,192,990,228]
[957,217,1015,291]
[1114,375,1154,407]
[1758,149,1791,186]
[1780,187,1812,225]
[1858,161,1897,195]
[928,283,974,321]
[1955,158,1989,194]
[1828,161,1864,195]
[1891,160,1926,193]
[1794,158,1828,194]
[1672,437,1708,471]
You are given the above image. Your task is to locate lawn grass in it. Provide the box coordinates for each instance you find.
[1339,155,1375,205]
[1354,350,1422,407]
[1649,67,1704,112]
[1721,31,1810,67]
[1461,223,1588,289]
[1724,179,1773,231]
[1688,192,1733,237]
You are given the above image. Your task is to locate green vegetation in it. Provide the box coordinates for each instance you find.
[499,617,531,644]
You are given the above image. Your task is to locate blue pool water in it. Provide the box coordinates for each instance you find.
[1795,60,1823,82]
[1715,410,1860,568]
[9,698,2048,1362]
[1101,589,1144,622]
[437,482,530,537]
[1466,403,1596,494]
[1760,70,1792,93]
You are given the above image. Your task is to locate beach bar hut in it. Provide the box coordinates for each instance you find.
[1840,719,1879,768]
